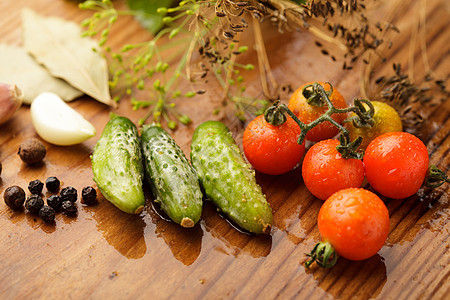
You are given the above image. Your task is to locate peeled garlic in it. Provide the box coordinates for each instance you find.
[0,82,23,125]
[30,92,96,145]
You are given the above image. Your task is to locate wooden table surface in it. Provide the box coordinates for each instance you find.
[0,0,449,299]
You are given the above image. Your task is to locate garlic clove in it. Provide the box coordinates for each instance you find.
[0,82,23,125]
[30,92,96,146]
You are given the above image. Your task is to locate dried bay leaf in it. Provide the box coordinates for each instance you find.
[22,9,115,107]
[0,44,83,104]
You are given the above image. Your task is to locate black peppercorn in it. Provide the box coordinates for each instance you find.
[45,176,60,192]
[60,186,77,202]
[28,179,44,195]
[3,185,26,210]
[18,138,46,165]
[39,205,55,223]
[81,186,97,205]
[25,194,44,214]
[61,200,77,216]
[47,195,62,211]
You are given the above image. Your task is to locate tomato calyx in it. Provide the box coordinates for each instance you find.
[344,99,375,128]
[336,134,364,159]
[425,165,450,188]
[264,100,287,126]
[302,82,333,107]
[305,240,338,269]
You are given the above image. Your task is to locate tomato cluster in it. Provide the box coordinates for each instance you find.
[242,81,442,267]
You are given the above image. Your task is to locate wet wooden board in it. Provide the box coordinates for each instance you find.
[0,0,449,299]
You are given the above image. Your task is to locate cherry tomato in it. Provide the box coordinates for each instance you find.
[288,81,347,142]
[302,139,364,200]
[346,101,403,149]
[243,114,305,175]
[318,188,390,261]
[363,132,429,199]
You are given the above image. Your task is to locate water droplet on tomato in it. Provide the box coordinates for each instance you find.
[324,148,334,155]
[387,168,397,175]
[348,209,356,217]
[348,172,355,181]
[344,197,357,207]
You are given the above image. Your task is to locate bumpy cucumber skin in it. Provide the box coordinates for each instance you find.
[92,115,145,214]
[141,125,203,228]
[191,121,273,234]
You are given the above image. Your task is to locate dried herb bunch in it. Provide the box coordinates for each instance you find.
[369,65,448,137]
[78,0,399,127]
[361,0,449,139]
[258,0,398,69]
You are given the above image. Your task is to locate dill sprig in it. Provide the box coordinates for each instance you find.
[79,0,268,129]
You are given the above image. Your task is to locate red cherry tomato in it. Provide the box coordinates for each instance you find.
[318,188,390,261]
[243,114,305,175]
[363,132,429,199]
[288,81,347,142]
[302,139,365,200]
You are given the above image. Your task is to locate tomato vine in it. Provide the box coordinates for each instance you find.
[264,82,374,159]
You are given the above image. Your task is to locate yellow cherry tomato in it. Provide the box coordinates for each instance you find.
[346,101,402,150]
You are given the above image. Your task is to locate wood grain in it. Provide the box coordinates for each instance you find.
[0,0,449,299]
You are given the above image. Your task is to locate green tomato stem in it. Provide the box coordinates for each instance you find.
[263,83,372,159]
[344,98,375,128]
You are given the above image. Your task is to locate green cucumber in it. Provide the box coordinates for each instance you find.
[92,114,145,214]
[190,121,273,234]
[141,125,203,228]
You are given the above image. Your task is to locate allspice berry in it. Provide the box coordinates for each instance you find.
[4,185,26,210]
[18,138,46,165]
